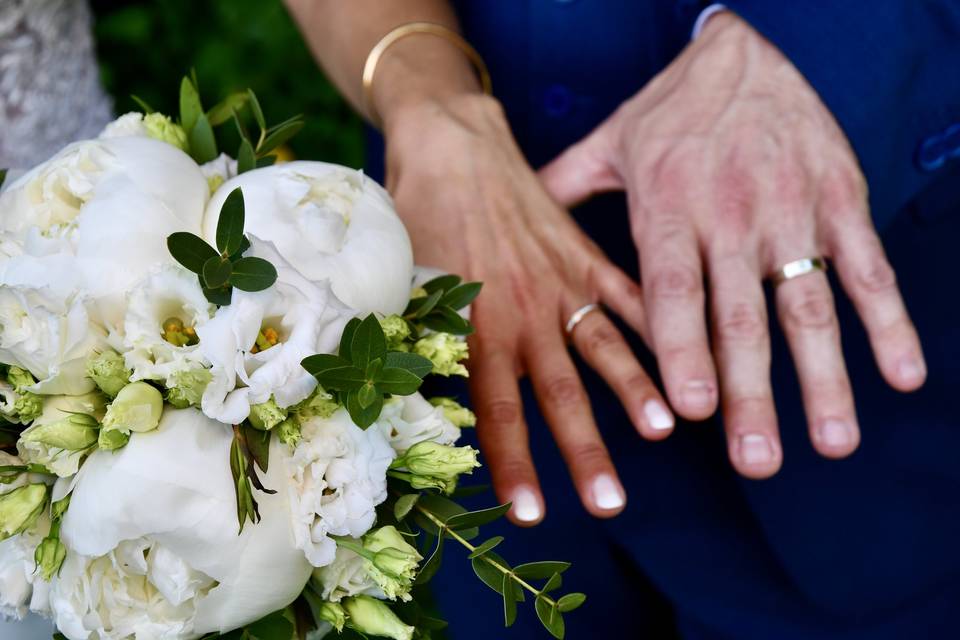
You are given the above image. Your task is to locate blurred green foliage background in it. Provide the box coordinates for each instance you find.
[90,0,364,168]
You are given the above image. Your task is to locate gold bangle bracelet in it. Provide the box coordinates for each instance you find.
[361,21,493,126]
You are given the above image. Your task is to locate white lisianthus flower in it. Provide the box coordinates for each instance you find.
[198,239,350,425]
[202,162,413,315]
[56,408,312,638]
[0,285,106,395]
[312,546,383,603]
[285,408,396,568]
[121,264,214,387]
[373,392,462,452]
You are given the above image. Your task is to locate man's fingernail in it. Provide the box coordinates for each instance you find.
[818,419,852,448]
[739,433,774,466]
[591,474,625,510]
[511,487,542,522]
[643,399,675,431]
[898,357,926,385]
[682,380,716,411]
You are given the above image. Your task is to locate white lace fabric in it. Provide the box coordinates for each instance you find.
[0,0,113,170]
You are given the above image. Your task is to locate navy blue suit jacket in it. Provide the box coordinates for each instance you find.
[368,2,960,637]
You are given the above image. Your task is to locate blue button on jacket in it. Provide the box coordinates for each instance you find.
[367,2,960,638]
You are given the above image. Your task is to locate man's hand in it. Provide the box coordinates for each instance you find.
[539,12,926,477]
[385,93,675,523]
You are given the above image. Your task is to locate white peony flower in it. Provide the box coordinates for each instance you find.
[57,408,312,638]
[373,393,462,452]
[198,239,350,425]
[202,162,413,315]
[312,545,382,603]
[121,264,214,387]
[0,285,106,395]
[98,112,150,139]
[285,408,395,568]
[99,112,188,152]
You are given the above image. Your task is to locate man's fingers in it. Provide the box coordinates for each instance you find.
[709,255,782,478]
[526,330,626,518]
[538,121,622,208]
[639,213,718,420]
[469,341,544,526]
[775,267,860,458]
[569,308,674,439]
[827,214,926,392]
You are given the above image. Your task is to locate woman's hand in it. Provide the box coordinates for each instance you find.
[538,12,926,478]
[384,92,674,524]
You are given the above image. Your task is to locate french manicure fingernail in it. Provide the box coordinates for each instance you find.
[511,487,542,523]
[643,399,675,431]
[819,419,851,448]
[591,474,625,510]
[682,380,716,411]
[898,357,926,384]
[739,433,774,466]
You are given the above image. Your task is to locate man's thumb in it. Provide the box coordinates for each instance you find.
[538,121,622,208]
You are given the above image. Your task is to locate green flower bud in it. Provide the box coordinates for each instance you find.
[276,417,301,447]
[143,113,189,151]
[292,387,339,422]
[12,392,42,423]
[397,441,479,479]
[21,412,99,451]
[413,333,469,377]
[34,529,66,580]
[86,351,131,398]
[17,394,105,476]
[0,483,47,541]
[380,315,412,351]
[51,495,70,521]
[343,596,413,640]
[249,398,288,431]
[101,382,163,437]
[362,526,422,601]
[317,601,346,632]
[7,367,36,393]
[428,397,476,428]
[98,428,130,451]
[166,367,212,409]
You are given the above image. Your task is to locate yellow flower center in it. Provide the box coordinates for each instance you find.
[161,317,199,347]
[251,327,280,354]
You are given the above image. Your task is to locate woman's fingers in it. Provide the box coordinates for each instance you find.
[469,338,544,526]
[708,255,782,478]
[525,327,626,518]
[774,266,860,458]
[569,308,674,439]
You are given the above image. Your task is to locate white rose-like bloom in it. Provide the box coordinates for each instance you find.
[312,546,382,603]
[121,265,214,385]
[0,452,52,621]
[56,408,312,638]
[198,239,350,425]
[202,162,413,315]
[373,393,462,452]
[98,112,149,139]
[0,285,106,395]
[286,408,396,567]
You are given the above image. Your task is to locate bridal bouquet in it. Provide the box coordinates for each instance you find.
[0,77,582,640]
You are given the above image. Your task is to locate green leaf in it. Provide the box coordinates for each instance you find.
[179,76,202,132]
[556,593,587,613]
[451,483,491,498]
[247,89,266,132]
[202,256,232,289]
[415,493,477,538]
[207,91,249,126]
[315,366,367,393]
[0,168,7,191]
[542,572,563,593]
[301,353,352,376]
[188,113,217,164]
[394,494,419,521]
[259,117,305,155]
[383,352,433,379]
[243,422,271,473]
[230,257,278,292]
[357,382,378,409]
[446,503,512,531]
[349,315,387,370]
[471,552,521,599]
[440,282,483,310]
[513,561,571,581]
[346,389,383,428]
[377,367,424,396]
[228,236,251,262]
[338,317,362,361]
[130,95,155,114]
[231,109,250,143]
[247,609,294,640]
[503,572,518,627]
[422,274,461,294]
[405,289,443,319]
[167,232,218,274]
[216,188,246,256]
[468,536,504,559]
[203,286,232,306]
[415,534,443,585]
[535,597,565,639]
[422,306,474,335]
[256,155,277,168]
[237,138,256,175]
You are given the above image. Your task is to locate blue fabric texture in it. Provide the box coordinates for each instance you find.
[366,1,960,637]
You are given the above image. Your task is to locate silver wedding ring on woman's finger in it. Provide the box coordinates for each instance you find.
[770,256,828,286]
[565,303,601,336]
